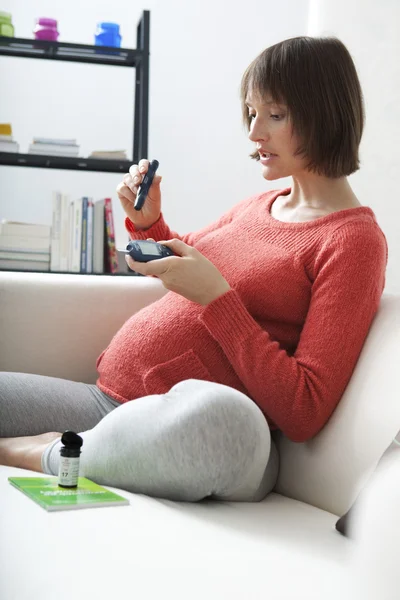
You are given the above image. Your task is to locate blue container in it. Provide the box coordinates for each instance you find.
[95,22,121,47]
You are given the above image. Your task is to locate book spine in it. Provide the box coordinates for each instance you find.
[93,200,105,274]
[104,198,119,274]
[59,194,70,272]
[0,237,50,251]
[80,197,88,273]
[86,199,94,273]
[71,199,83,273]
[50,192,61,272]
[0,141,19,153]
[28,147,79,155]
[0,223,51,238]
[33,138,77,145]
[0,259,50,271]
[68,200,75,272]
[0,251,51,261]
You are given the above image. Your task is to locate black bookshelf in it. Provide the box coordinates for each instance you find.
[0,37,141,66]
[0,10,150,170]
[0,152,132,173]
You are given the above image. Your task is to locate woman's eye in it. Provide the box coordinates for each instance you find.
[248,113,283,121]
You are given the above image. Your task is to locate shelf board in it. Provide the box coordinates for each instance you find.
[0,152,132,173]
[0,269,136,276]
[0,36,141,66]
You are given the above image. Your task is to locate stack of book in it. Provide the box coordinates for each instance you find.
[0,221,51,271]
[0,196,122,275]
[50,193,119,274]
[88,149,127,160]
[0,123,19,153]
[28,138,80,157]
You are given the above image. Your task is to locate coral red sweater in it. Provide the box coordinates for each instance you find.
[96,188,388,442]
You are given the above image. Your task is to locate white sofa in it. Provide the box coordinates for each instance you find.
[1,270,400,600]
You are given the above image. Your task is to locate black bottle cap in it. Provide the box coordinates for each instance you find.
[61,430,83,449]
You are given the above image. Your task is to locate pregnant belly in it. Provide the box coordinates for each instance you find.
[96,294,219,401]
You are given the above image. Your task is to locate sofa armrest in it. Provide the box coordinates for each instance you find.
[0,271,167,383]
[349,449,400,599]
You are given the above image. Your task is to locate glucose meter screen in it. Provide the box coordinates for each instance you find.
[140,241,161,255]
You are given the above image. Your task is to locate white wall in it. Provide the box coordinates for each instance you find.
[308,0,400,293]
[0,0,307,249]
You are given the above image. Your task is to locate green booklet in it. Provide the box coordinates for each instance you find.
[8,477,130,512]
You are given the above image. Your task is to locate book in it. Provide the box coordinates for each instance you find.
[0,236,51,251]
[71,198,83,272]
[28,146,79,156]
[93,199,105,273]
[50,192,71,272]
[68,199,75,271]
[42,192,118,275]
[0,140,19,153]
[0,221,51,238]
[50,191,62,271]
[8,476,130,512]
[86,198,94,273]
[0,258,50,271]
[59,194,71,271]
[89,150,127,160]
[0,250,50,261]
[80,197,89,273]
[33,137,78,146]
[104,197,119,274]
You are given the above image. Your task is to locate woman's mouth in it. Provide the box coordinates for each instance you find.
[259,152,278,164]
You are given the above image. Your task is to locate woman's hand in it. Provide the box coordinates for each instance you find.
[117,158,162,230]
[125,238,231,306]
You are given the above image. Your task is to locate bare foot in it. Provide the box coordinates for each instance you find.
[0,432,61,472]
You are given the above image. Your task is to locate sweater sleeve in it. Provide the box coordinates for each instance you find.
[198,222,388,443]
[124,193,262,245]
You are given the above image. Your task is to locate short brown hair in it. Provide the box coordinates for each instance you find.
[241,36,365,178]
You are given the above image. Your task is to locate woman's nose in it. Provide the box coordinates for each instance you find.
[248,118,269,143]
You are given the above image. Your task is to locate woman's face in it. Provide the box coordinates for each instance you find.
[246,92,308,180]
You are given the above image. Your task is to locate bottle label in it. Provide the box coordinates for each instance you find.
[58,456,80,487]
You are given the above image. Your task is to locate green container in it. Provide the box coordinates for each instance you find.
[0,11,14,37]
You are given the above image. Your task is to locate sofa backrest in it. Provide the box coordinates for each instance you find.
[274,293,400,516]
[0,272,168,383]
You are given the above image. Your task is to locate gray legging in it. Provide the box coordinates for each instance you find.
[0,372,279,502]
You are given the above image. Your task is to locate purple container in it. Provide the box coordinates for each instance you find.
[33,18,59,41]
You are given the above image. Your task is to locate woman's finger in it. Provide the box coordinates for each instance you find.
[117,183,136,204]
[138,158,150,173]
[158,238,191,256]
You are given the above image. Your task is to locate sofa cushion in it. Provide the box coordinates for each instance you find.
[274,294,400,516]
[0,465,351,600]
